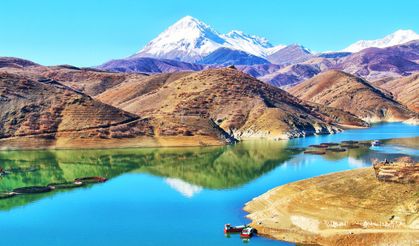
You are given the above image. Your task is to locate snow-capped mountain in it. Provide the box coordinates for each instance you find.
[134,16,284,62]
[221,30,284,57]
[342,29,419,52]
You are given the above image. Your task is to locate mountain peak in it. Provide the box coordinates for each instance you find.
[342,29,419,52]
[177,15,199,22]
[134,17,283,62]
[135,16,224,62]
[170,15,211,31]
[392,29,417,36]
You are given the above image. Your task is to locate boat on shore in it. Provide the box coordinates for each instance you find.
[240,227,256,238]
[224,224,246,233]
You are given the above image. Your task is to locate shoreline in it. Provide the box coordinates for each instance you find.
[0,122,416,151]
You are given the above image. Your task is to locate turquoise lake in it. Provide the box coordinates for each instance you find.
[0,123,418,245]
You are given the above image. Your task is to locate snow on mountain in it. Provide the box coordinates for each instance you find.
[135,16,285,62]
[135,16,225,62]
[342,29,419,52]
[221,30,276,57]
[199,47,270,65]
[266,45,287,55]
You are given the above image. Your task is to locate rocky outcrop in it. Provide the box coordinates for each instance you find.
[373,157,419,184]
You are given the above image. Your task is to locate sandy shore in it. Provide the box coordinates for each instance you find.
[244,168,419,246]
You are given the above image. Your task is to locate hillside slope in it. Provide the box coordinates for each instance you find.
[0,72,231,149]
[288,70,416,122]
[98,68,344,140]
[376,73,419,113]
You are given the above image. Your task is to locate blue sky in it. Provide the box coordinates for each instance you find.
[1,0,418,67]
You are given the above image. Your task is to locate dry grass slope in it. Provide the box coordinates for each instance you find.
[98,68,342,140]
[288,70,417,122]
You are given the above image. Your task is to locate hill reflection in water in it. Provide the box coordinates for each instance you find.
[0,137,415,211]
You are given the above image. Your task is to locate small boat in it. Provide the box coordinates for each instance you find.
[240,227,256,238]
[372,140,382,146]
[224,224,246,233]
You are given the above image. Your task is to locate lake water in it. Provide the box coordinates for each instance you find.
[0,123,418,246]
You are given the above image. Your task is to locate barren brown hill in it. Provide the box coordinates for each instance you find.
[288,70,416,123]
[0,72,232,149]
[0,63,372,149]
[0,72,152,149]
[0,57,40,69]
[377,73,419,113]
[98,68,344,140]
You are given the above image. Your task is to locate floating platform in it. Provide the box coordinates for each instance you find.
[341,140,358,144]
[48,181,84,189]
[304,150,326,155]
[340,144,360,149]
[13,186,54,194]
[75,176,107,183]
[308,145,328,148]
[320,142,339,146]
[326,148,347,152]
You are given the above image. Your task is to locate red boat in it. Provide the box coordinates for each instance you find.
[240,227,256,238]
[224,224,246,233]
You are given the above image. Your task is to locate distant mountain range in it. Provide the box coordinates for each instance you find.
[342,29,419,52]
[97,16,418,88]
